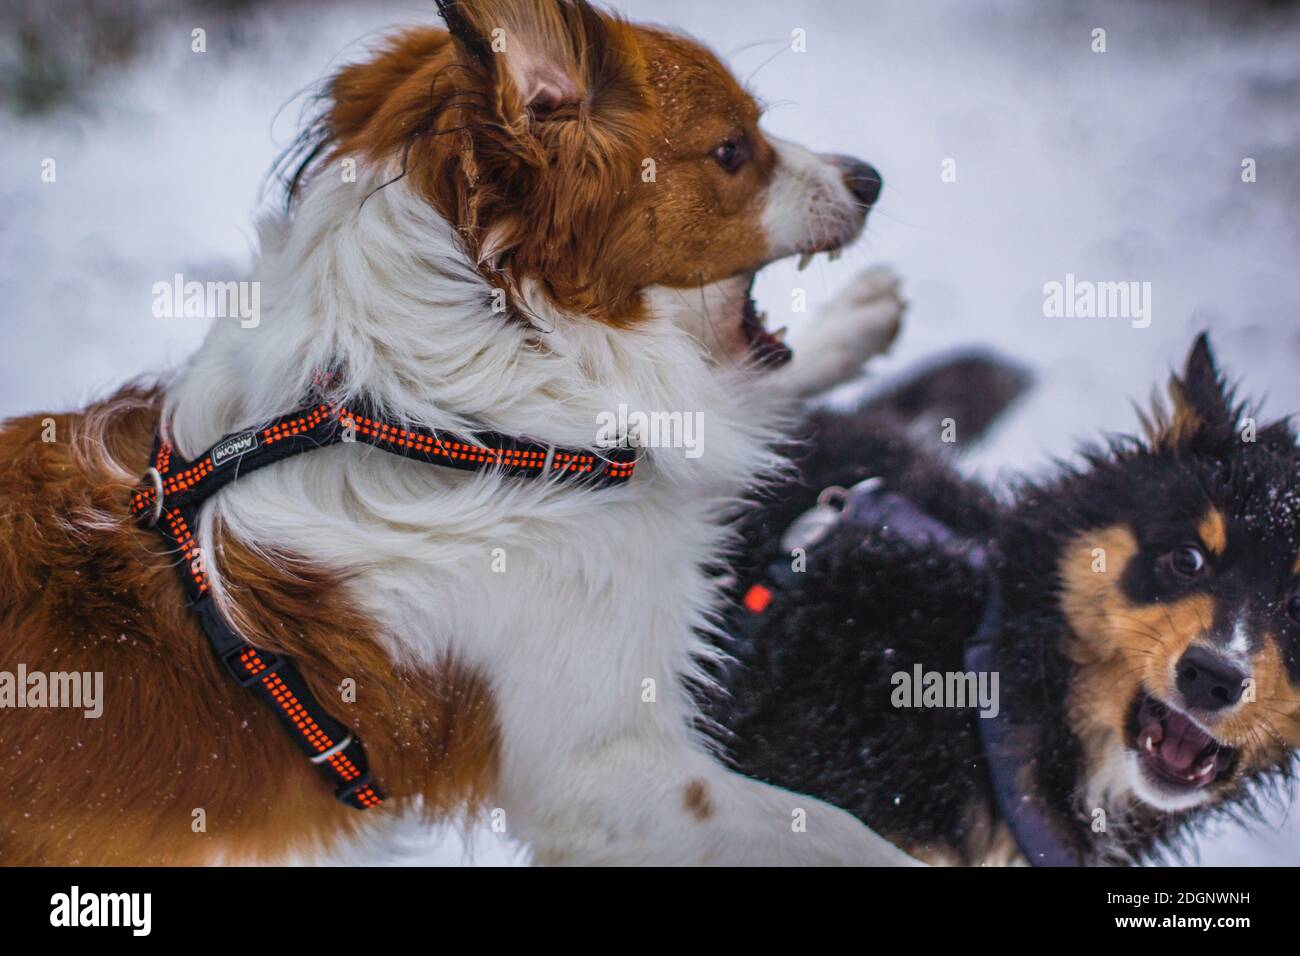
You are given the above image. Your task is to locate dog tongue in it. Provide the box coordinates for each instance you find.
[1158,710,1212,772]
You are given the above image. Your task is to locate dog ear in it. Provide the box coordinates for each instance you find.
[1142,334,1239,453]
[435,0,598,122]
[1172,333,1235,441]
[434,0,649,312]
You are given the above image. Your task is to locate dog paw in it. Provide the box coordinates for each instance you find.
[824,265,905,350]
[781,266,906,398]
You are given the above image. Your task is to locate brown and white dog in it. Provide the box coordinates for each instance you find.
[0,0,910,865]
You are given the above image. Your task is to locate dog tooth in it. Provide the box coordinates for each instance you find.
[1143,735,1155,754]
[797,252,813,271]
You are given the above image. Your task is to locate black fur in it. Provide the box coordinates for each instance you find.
[712,337,1300,865]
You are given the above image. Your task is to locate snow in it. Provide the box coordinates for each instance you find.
[3,0,1298,865]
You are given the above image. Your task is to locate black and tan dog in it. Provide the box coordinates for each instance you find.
[712,336,1300,865]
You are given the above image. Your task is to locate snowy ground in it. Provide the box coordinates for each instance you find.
[3,0,1298,865]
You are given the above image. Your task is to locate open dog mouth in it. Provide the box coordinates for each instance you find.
[739,248,845,368]
[741,272,792,368]
[1127,693,1238,792]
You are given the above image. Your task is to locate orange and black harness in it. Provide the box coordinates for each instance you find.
[129,398,638,809]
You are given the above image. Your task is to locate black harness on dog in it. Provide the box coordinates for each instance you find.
[961,579,1079,866]
[734,478,1080,866]
[129,395,638,809]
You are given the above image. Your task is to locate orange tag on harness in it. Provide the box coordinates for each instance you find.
[743,584,773,614]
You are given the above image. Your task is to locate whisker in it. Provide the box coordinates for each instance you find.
[744,45,788,86]
[1110,613,1167,642]
[1254,703,1300,726]
[1262,695,1300,709]
[727,37,787,59]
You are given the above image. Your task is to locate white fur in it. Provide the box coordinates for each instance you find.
[165,153,910,865]
[1225,617,1251,665]
[762,137,863,258]
[1129,750,1215,813]
[775,266,904,398]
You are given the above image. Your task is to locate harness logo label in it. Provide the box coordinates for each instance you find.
[212,432,258,468]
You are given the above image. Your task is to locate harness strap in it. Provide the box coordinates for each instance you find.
[131,399,638,810]
[962,585,1078,866]
[130,401,637,523]
[191,589,382,809]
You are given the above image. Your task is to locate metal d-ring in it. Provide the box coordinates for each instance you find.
[143,466,164,526]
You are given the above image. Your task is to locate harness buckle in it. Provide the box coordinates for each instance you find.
[223,646,287,687]
[309,733,354,765]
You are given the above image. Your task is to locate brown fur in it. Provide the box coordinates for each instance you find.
[317,1,775,325]
[681,778,713,822]
[898,800,1015,867]
[1058,523,1300,796]
[0,387,499,864]
[1198,509,1228,556]
[1,3,804,864]
[1141,374,1212,452]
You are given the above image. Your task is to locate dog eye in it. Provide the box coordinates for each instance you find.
[1169,545,1207,577]
[1288,594,1300,626]
[711,139,747,173]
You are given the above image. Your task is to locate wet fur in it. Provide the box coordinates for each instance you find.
[714,339,1300,865]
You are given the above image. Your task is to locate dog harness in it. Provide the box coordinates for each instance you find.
[960,577,1078,866]
[129,397,638,809]
[732,478,1081,866]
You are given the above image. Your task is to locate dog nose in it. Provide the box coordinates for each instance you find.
[825,155,882,208]
[1176,646,1247,712]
